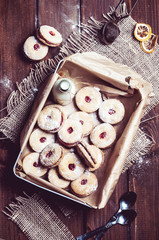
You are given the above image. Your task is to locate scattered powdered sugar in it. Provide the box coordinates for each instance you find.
[0,77,15,115]
[0,76,14,91]
[131,154,152,179]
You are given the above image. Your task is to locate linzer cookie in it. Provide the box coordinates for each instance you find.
[98,99,125,124]
[23,36,49,61]
[36,25,62,47]
[37,104,66,133]
[76,141,104,171]
[48,168,70,189]
[69,111,94,137]
[90,123,116,149]
[57,119,83,147]
[70,171,98,197]
[58,152,85,181]
[75,86,102,113]
[22,152,47,177]
[40,143,64,168]
[29,128,55,152]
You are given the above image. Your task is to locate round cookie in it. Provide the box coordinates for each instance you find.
[29,128,55,152]
[98,99,125,124]
[58,152,85,181]
[48,168,70,189]
[36,25,62,47]
[37,105,66,133]
[40,143,63,168]
[75,86,102,113]
[22,152,47,177]
[70,171,98,197]
[90,123,116,149]
[69,111,94,137]
[23,36,48,61]
[57,119,83,147]
[76,141,104,171]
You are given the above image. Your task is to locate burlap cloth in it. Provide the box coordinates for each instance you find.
[2,193,76,240]
[1,15,159,240]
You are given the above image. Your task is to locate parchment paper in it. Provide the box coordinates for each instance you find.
[14,52,153,209]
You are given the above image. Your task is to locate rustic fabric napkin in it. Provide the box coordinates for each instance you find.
[2,193,76,240]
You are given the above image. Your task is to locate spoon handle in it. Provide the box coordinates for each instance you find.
[94,221,114,240]
[94,231,105,240]
[76,217,116,240]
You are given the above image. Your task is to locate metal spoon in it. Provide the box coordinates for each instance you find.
[94,191,137,239]
[94,209,137,240]
[76,209,137,240]
[116,191,137,215]
[76,191,137,240]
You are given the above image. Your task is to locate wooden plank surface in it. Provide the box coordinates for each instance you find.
[0,0,159,240]
[129,0,159,239]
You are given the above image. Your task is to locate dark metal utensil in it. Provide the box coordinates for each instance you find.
[94,191,137,240]
[76,191,137,240]
[94,210,137,240]
[117,191,137,214]
[76,210,137,240]
[99,0,139,45]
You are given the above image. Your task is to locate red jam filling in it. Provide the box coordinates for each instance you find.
[79,120,84,125]
[34,43,40,50]
[46,151,53,158]
[33,162,40,167]
[40,137,46,143]
[49,31,55,36]
[108,109,116,115]
[69,163,76,171]
[85,96,91,103]
[67,127,73,134]
[81,179,87,185]
[99,132,106,139]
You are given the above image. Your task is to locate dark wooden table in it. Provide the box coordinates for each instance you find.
[0,1,159,239]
